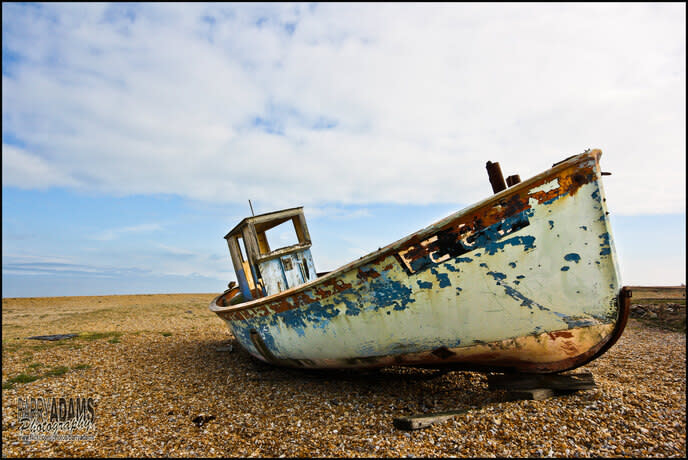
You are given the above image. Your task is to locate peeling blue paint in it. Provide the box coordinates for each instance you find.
[455,287,462,295]
[281,298,342,335]
[430,267,451,288]
[257,324,278,351]
[487,271,507,281]
[579,226,587,231]
[443,263,460,272]
[598,232,611,256]
[553,315,598,329]
[548,220,554,229]
[456,257,473,263]
[564,253,581,263]
[417,280,433,289]
[498,282,550,312]
[367,278,416,312]
[561,266,570,271]
[516,275,525,279]
[468,211,535,257]
[591,187,601,203]
[480,263,488,268]
[483,235,536,256]
[231,271,422,356]
[508,262,517,268]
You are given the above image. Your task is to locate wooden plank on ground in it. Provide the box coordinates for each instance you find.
[487,372,596,391]
[394,372,597,431]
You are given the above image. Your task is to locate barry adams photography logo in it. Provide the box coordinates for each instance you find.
[17,396,96,441]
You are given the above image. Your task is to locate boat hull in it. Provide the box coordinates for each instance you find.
[210,150,629,373]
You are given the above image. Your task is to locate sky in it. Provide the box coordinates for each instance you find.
[2,2,685,298]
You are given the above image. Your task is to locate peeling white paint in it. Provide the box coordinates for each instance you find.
[529,178,560,194]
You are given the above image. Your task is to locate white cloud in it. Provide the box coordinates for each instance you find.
[2,254,76,265]
[2,246,234,283]
[156,243,197,256]
[2,144,78,189]
[92,223,163,241]
[306,206,371,220]
[2,3,685,214]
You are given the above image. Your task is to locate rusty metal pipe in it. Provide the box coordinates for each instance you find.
[506,175,521,187]
[486,161,507,194]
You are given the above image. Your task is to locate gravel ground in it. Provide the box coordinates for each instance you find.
[2,294,685,457]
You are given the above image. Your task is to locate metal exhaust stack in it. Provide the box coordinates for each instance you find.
[486,161,507,194]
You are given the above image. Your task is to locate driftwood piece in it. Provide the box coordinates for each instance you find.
[393,408,470,431]
[487,372,596,391]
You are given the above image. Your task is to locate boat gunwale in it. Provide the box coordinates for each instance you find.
[210,149,603,315]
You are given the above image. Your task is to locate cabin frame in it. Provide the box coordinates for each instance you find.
[224,207,316,300]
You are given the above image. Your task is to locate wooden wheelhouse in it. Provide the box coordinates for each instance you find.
[224,207,318,300]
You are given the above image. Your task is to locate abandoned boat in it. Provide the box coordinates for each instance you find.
[210,149,630,373]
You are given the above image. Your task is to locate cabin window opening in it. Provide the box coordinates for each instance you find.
[236,236,256,290]
[237,236,247,262]
[262,220,300,255]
